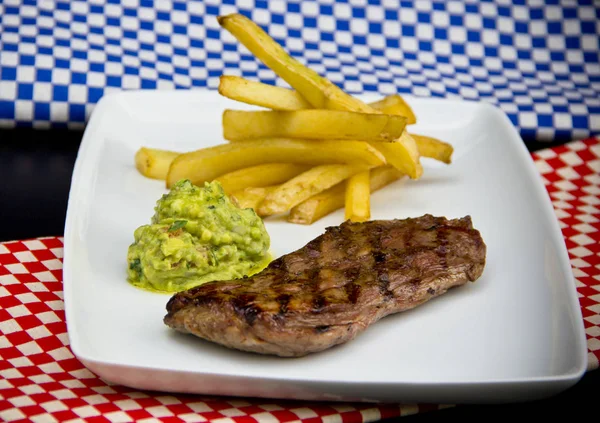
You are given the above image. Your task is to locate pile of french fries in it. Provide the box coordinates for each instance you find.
[135,14,454,225]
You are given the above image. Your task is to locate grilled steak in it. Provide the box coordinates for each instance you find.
[164,214,486,357]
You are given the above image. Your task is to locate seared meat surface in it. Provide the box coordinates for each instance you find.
[164,215,486,357]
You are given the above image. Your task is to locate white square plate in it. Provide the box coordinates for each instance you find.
[63,90,587,404]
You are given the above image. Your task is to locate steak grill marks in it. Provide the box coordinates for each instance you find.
[164,215,487,357]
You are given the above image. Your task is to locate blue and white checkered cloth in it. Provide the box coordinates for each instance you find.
[0,0,599,141]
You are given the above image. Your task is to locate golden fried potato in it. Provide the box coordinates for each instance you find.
[288,166,404,225]
[135,147,180,180]
[215,163,310,194]
[230,185,279,211]
[370,131,422,179]
[135,130,448,185]
[412,134,454,164]
[219,75,417,122]
[218,75,311,111]
[258,164,369,216]
[344,171,371,222]
[369,94,417,125]
[218,14,372,112]
[166,139,386,188]
[223,109,407,142]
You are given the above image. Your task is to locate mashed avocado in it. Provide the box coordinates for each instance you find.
[127,179,271,292]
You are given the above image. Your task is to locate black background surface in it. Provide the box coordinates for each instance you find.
[0,128,596,420]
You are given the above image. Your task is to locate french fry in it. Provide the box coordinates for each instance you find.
[223,109,407,142]
[135,147,180,180]
[257,164,369,216]
[218,13,422,180]
[370,131,422,178]
[289,183,346,225]
[219,75,311,111]
[368,99,452,163]
[231,186,279,211]
[218,14,372,112]
[344,171,371,222]
[166,139,386,188]
[220,75,416,122]
[135,133,451,184]
[412,134,454,164]
[369,94,417,125]
[289,166,404,225]
[369,98,452,164]
[215,163,310,194]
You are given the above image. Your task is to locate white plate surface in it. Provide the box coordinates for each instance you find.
[63,90,587,404]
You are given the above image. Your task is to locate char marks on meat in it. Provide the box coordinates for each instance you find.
[164,215,486,357]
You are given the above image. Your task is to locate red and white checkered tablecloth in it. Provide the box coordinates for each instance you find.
[1,138,599,423]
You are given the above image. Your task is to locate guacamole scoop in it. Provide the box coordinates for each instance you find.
[127,180,271,292]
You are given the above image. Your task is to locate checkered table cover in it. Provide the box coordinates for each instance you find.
[0,0,599,141]
[1,138,599,422]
